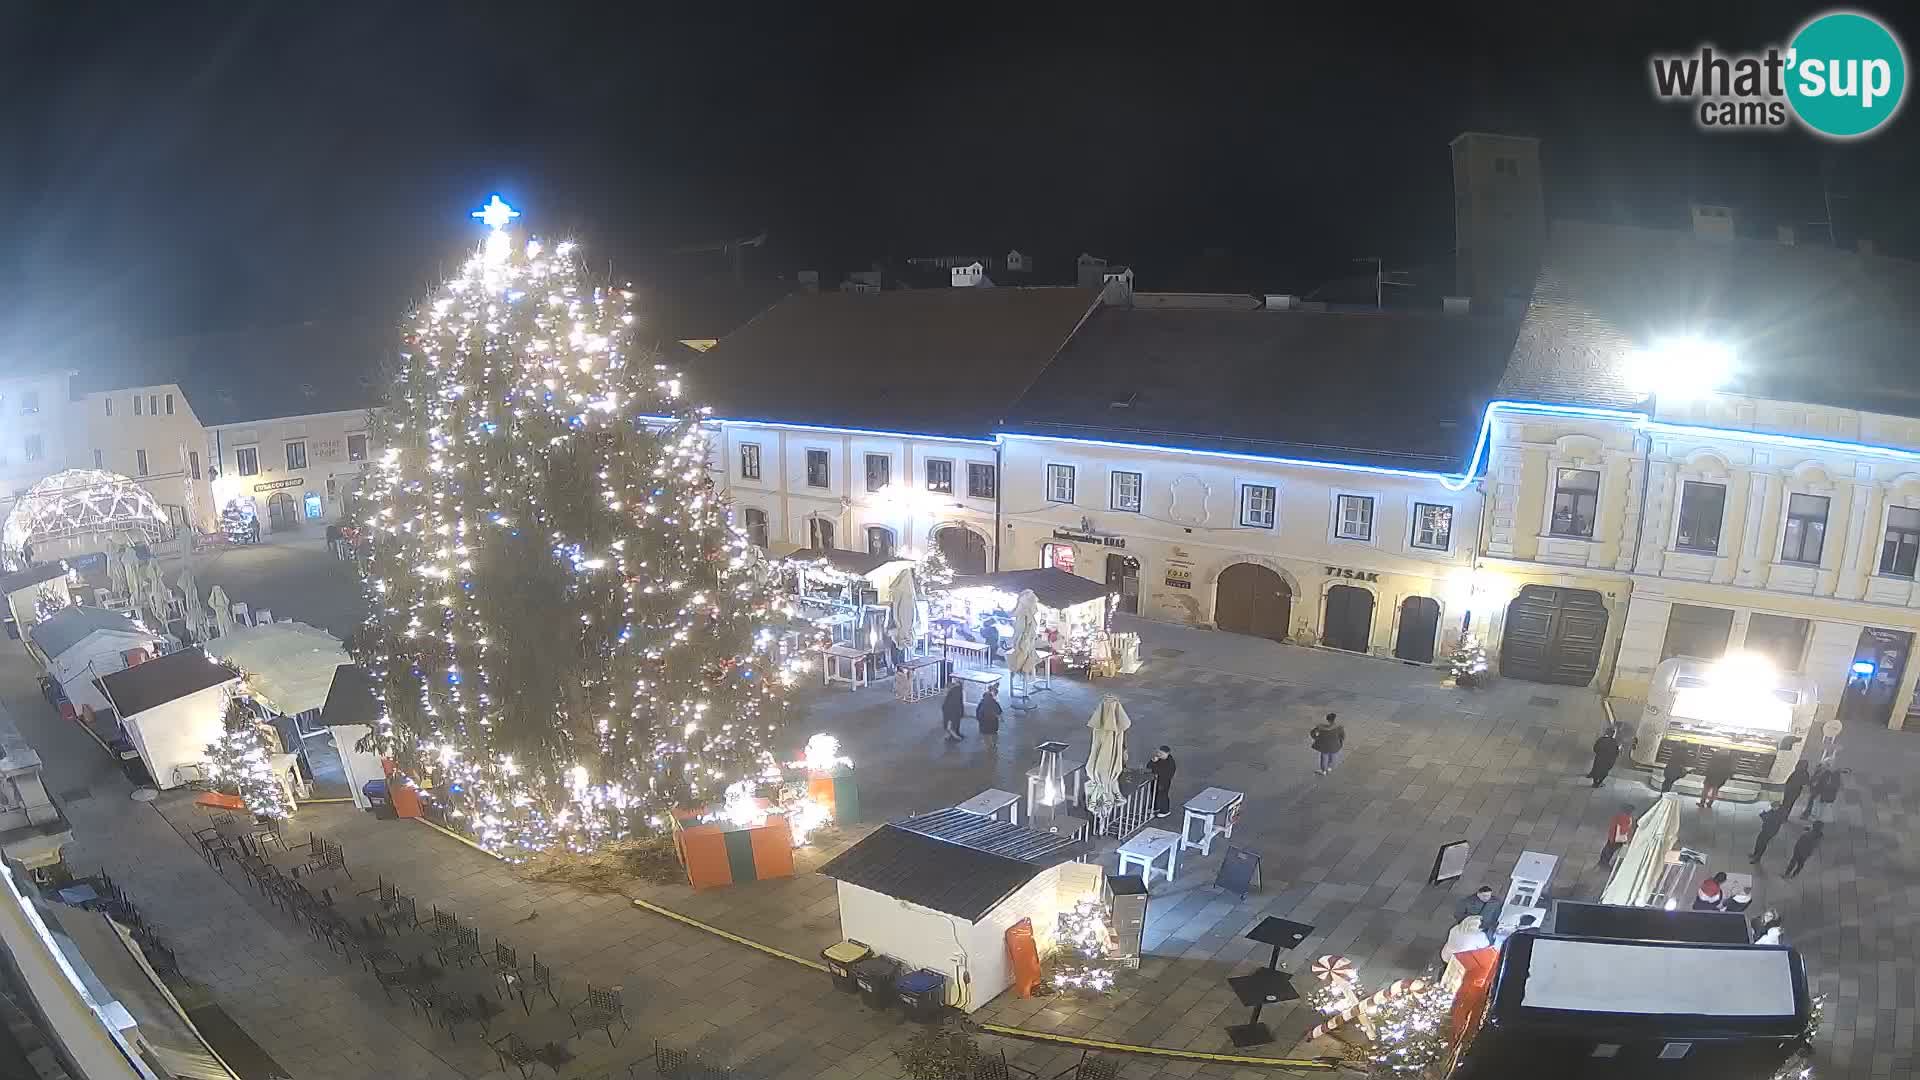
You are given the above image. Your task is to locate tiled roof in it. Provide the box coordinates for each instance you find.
[817,808,1081,922]
[1004,305,1521,471]
[97,648,238,717]
[1499,219,1920,416]
[694,287,1098,440]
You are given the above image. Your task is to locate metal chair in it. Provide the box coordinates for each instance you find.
[522,953,558,1012]
[1049,1052,1117,1080]
[976,1052,1038,1080]
[487,941,520,1000]
[381,894,418,933]
[569,983,629,1046]
[438,991,495,1039]
[491,1033,542,1078]
[437,925,482,969]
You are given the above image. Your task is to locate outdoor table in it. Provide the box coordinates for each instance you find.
[937,637,990,672]
[1030,648,1055,690]
[895,656,944,702]
[954,788,1021,826]
[1116,826,1180,886]
[1181,786,1245,856]
[952,669,1002,708]
[821,645,871,690]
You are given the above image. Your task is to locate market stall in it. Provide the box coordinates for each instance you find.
[96,648,242,790]
[818,807,1095,1012]
[26,606,162,715]
[943,568,1112,673]
[205,621,352,796]
[1631,653,1819,783]
[318,664,389,811]
[0,562,72,648]
[776,548,915,647]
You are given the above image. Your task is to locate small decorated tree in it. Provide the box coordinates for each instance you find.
[221,500,255,544]
[203,688,292,821]
[1445,634,1488,688]
[1047,899,1118,995]
[1364,980,1457,1078]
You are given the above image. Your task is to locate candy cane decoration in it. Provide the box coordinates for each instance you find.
[1311,954,1356,985]
[1308,978,1429,1040]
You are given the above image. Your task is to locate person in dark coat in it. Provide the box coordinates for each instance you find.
[1698,751,1737,808]
[1310,713,1346,775]
[1456,885,1503,933]
[1783,821,1824,878]
[1588,728,1621,787]
[1806,766,1844,822]
[1660,749,1691,794]
[1779,760,1811,818]
[1147,745,1176,817]
[940,681,964,741]
[975,683,1002,747]
[1750,803,1789,863]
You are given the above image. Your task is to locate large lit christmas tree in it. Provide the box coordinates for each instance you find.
[354,197,800,857]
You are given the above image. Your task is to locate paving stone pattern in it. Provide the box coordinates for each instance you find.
[8,586,1920,1078]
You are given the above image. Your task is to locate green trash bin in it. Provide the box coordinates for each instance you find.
[822,940,871,993]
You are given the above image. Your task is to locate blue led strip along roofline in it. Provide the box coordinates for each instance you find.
[638,414,999,447]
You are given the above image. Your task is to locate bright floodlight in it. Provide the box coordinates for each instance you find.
[1626,336,1734,398]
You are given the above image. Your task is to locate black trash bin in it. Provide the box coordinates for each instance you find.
[822,940,872,993]
[852,955,903,1010]
[896,969,948,1021]
[363,779,396,820]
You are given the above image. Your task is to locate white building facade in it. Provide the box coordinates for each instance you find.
[74,382,216,535]
[0,371,75,524]
[206,408,375,531]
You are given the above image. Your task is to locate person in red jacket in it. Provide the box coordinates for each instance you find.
[1693,871,1728,910]
[1598,804,1634,869]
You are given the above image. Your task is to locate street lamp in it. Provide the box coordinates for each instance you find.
[1626,337,1735,400]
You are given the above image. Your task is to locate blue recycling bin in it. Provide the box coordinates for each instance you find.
[362,779,395,819]
[896,969,948,1021]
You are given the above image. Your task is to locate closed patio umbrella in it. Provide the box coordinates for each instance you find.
[143,559,172,627]
[1083,695,1132,821]
[1008,589,1040,676]
[889,567,921,652]
[1600,793,1682,907]
[208,585,235,638]
[178,563,207,640]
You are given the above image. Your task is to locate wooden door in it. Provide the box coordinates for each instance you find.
[1395,596,1441,663]
[1322,585,1375,652]
[1499,586,1608,685]
[1216,563,1291,642]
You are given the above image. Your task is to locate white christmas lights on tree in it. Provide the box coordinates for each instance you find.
[1050,899,1118,994]
[353,196,805,857]
[203,686,293,822]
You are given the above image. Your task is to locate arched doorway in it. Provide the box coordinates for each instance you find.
[266,491,299,532]
[1394,596,1441,663]
[1322,585,1375,653]
[1215,563,1291,642]
[936,526,988,575]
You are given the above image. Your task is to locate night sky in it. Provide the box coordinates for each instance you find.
[2,2,1916,367]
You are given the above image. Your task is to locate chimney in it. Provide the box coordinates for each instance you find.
[797,269,820,293]
[1076,253,1109,289]
[1859,237,1877,257]
[1690,204,1736,240]
[1443,296,1471,315]
[1776,226,1796,247]
[1264,294,1296,311]
[1100,268,1135,306]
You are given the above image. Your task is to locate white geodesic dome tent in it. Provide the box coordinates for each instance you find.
[3,470,172,568]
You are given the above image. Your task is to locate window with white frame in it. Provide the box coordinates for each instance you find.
[165,393,175,415]
[235,446,259,476]
[347,433,368,462]
[1046,464,1076,504]
[23,435,40,462]
[1674,481,1726,553]
[739,442,762,480]
[190,450,200,479]
[1335,494,1374,540]
[285,440,307,471]
[866,526,896,558]
[967,462,996,499]
[1549,468,1600,538]
[742,507,769,548]
[1240,484,1276,528]
[926,458,953,494]
[92,449,103,469]
[1882,506,1920,578]
[1780,493,1830,564]
[805,449,830,488]
[1412,502,1453,551]
[136,449,148,476]
[865,453,890,493]
[1110,471,1142,512]
[132,395,142,416]
[104,397,113,417]
[148,394,158,415]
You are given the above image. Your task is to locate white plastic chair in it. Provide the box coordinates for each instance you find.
[253,608,273,625]
[231,602,251,627]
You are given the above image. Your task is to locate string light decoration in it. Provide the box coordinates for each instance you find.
[32,586,69,623]
[221,499,257,544]
[1446,634,1489,688]
[914,545,954,597]
[1363,979,1457,1077]
[354,197,804,858]
[203,685,293,821]
[1048,899,1118,994]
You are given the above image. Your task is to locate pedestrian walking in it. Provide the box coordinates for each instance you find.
[975,683,1002,748]
[1587,727,1621,787]
[1698,751,1736,808]
[1660,749,1690,794]
[1598,803,1634,869]
[1749,803,1788,862]
[1310,713,1346,775]
[1693,871,1728,910]
[1806,767,1844,822]
[1798,763,1830,819]
[940,681,964,741]
[1779,759,1811,816]
[1147,745,1176,817]
[1783,822,1824,878]
[1456,885,1503,934]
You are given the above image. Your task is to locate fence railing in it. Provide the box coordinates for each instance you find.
[1092,776,1155,842]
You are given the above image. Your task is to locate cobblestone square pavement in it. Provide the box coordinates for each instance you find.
[6,547,1916,1079]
